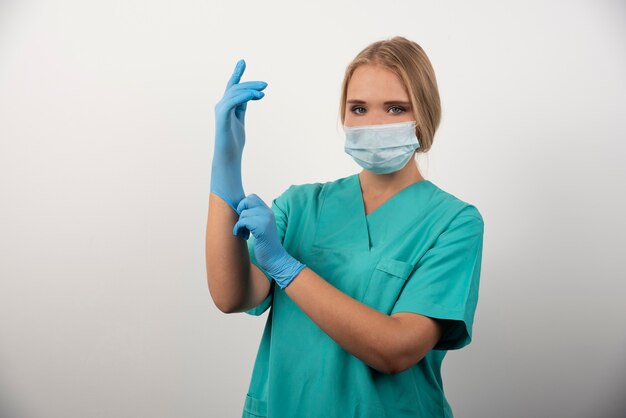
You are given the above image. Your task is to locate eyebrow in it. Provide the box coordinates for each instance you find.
[347,99,411,106]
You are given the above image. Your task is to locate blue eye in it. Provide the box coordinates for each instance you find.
[351,106,366,114]
[389,105,406,114]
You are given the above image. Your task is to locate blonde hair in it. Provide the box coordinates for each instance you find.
[339,36,441,154]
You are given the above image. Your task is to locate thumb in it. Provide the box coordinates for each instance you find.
[233,218,251,240]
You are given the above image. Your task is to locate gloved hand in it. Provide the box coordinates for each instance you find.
[233,194,307,290]
[211,59,268,213]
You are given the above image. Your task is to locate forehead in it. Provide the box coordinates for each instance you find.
[347,64,408,100]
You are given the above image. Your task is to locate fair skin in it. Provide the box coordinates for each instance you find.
[226,64,444,374]
[344,63,426,215]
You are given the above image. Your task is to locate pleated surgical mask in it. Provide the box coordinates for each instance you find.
[343,120,421,174]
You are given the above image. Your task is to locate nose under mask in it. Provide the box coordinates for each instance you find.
[343,120,421,174]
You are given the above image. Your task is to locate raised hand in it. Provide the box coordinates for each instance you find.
[210,59,268,212]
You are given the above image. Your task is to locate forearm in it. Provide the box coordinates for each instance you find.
[205,191,251,313]
[206,58,269,313]
[284,267,401,374]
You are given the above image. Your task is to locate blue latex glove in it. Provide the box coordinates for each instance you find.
[211,59,268,212]
[233,194,307,290]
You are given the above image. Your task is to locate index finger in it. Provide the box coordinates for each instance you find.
[225,59,246,94]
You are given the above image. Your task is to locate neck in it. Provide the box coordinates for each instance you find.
[359,160,424,198]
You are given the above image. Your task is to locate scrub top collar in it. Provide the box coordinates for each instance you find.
[312,173,434,253]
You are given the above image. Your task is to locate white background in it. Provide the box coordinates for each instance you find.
[1,0,625,417]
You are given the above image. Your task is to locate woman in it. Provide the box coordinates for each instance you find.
[206,36,485,418]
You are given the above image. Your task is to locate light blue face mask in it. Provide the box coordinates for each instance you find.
[343,120,421,174]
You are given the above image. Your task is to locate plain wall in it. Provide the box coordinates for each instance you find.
[1,0,625,417]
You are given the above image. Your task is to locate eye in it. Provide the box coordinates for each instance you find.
[388,105,406,114]
[351,106,366,114]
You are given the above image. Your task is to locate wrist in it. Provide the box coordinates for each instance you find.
[211,155,242,172]
[210,160,245,213]
[271,251,307,290]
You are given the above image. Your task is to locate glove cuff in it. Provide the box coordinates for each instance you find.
[272,251,307,290]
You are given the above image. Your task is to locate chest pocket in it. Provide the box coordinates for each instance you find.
[362,257,414,315]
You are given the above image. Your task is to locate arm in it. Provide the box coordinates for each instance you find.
[284,267,444,374]
[283,210,485,371]
[205,59,269,313]
[205,192,271,313]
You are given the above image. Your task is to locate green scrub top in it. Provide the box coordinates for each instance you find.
[241,173,484,418]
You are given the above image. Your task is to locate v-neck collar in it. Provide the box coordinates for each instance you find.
[355,173,432,220]
[311,174,434,253]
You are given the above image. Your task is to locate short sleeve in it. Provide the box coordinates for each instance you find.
[390,205,485,350]
[244,187,291,316]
